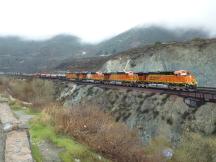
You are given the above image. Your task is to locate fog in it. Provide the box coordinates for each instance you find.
[0,0,215,42]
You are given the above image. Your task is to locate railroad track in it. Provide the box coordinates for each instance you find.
[2,74,216,107]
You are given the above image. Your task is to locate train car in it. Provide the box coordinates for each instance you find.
[56,74,66,80]
[86,72,104,83]
[66,72,88,81]
[66,73,78,80]
[78,73,87,80]
[106,71,139,85]
[137,70,197,89]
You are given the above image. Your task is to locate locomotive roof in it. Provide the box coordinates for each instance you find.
[103,71,175,75]
[67,71,176,75]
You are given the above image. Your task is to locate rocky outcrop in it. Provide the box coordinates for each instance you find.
[101,39,216,87]
[59,83,216,143]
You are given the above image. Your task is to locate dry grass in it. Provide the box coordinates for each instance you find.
[0,77,54,106]
[42,103,151,162]
[0,76,10,92]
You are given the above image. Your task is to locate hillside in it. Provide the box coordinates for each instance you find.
[95,26,209,56]
[0,35,95,72]
[0,26,210,72]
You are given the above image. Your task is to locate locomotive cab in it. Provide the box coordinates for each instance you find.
[174,70,197,88]
[174,70,191,76]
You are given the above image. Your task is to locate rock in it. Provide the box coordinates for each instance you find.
[162,148,173,159]
[3,123,13,132]
[74,158,80,162]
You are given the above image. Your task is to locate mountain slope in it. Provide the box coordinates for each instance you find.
[0,26,210,72]
[95,26,209,56]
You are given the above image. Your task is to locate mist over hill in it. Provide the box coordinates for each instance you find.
[95,26,209,56]
[0,26,210,72]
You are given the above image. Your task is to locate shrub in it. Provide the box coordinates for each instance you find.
[145,136,172,161]
[171,133,216,162]
[42,103,150,162]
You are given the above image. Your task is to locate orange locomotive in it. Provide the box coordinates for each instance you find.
[65,70,197,90]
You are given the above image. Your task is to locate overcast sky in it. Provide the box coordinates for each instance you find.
[0,0,215,42]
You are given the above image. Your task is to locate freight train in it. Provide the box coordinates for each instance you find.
[32,70,197,90]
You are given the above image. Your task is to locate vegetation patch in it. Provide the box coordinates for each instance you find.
[30,121,106,162]
[170,133,216,162]
[31,143,43,162]
[145,133,216,162]
[43,104,148,162]
[0,77,55,107]
[9,101,40,115]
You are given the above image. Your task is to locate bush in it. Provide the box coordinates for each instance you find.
[43,103,150,162]
[171,133,216,162]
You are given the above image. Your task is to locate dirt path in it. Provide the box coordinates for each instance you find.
[0,102,33,162]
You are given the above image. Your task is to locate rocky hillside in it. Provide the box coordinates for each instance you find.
[57,83,216,144]
[101,38,216,87]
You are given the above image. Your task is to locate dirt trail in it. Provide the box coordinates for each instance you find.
[0,103,33,162]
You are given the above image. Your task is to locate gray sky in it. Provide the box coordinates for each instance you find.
[0,0,215,42]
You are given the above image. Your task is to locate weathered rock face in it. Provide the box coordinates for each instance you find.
[101,39,216,87]
[58,83,216,143]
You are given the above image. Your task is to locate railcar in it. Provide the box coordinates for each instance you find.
[66,73,78,80]
[86,72,104,83]
[104,72,139,85]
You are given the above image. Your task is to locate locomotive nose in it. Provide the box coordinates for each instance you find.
[192,77,198,86]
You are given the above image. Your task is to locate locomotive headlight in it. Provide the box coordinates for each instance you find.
[192,79,198,85]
